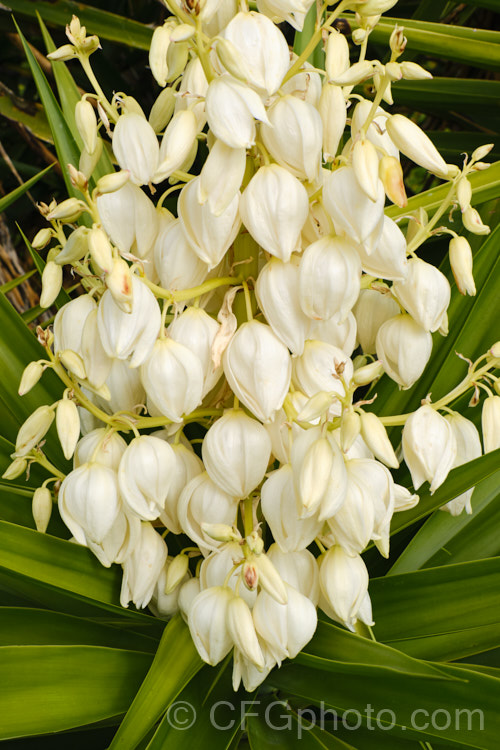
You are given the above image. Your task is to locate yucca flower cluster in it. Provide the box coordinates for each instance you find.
[4,0,500,692]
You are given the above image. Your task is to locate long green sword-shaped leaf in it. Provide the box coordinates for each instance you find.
[0,164,54,213]
[13,18,82,200]
[108,615,203,750]
[0,644,153,739]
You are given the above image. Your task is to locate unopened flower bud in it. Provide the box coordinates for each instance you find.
[32,486,52,533]
[482,396,500,453]
[40,261,63,308]
[165,554,190,594]
[352,28,366,45]
[449,236,475,296]
[15,405,55,457]
[352,360,384,386]
[149,24,173,88]
[112,113,159,186]
[295,391,334,423]
[379,155,407,208]
[105,258,133,313]
[325,30,350,80]
[402,405,457,493]
[201,523,239,543]
[400,61,432,80]
[462,206,490,235]
[32,228,52,249]
[226,596,265,668]
[149,88,176,133]
[341,410,361,452]
[456,177,472,212]
[385,114,448,179]
[489,342,500,358]
[2,457,27,480]
[330,60,374,86]
[56,398,80,460]
[95,170,130,195]
[75,99,98,155]
[47,44,77,62]
[88,225,113,273]
[360,411,398,468]
[46,198,84,222]
[385,62,402,81]
[472,143,494,162]
[19,361,44,396]
[59,349,87,380]
[389,24,406,55]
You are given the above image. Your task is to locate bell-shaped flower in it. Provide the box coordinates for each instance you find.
[322,166,385,252]
[393,483,420,512]
[120,522,168,608]
[255,256,310,356]
[392,258,451,333]
[168,307,222,396]
[246,551,288,604]
[74,428,127,471]
[325,29,350,79]
[261,464,323,552]
[53,294,96,358]
[261,95,322,181]
[449,236,476,296]
[441,413,482,516]
[232,641,275,692]
[88,509,141,568]
[326,459,378,554]
[223,320,291,423]
[112,113,159,186]
[200,543,255,608]
[140,337,204,422]
[97,276,161,367]
[354,216,408,280]
[263,406,304,465]
[97,182,158,261]
[308,312,357,356]
[189,586,238,665]
[319,546,369,631]
[154,110,198,184]
[375,314,433,389]
[154,218,209,293]
[178,473,239,555]
[299,236,361,322]
[267,544,320,605]
[281,61,322,105]
[58,462,120,545]
[402,404,457,493]
[365,459,395,557]
[15,406,54,458]
[292,341,353,410]
[118,435,176,521]
[227,595,265,668]
[290,425,348,520]
[205,74,270,149]
[256,0,314,31]
[353,288,400,354]
[253,584,317,665]
[174,58,208,131]
[351,99,399,160]
[178,176,241,270]
[97,358,146,415]
[352,138,381,202]
[178,578,202,622]
[80,308,113,389]
[220,12,289,96]
[198,140,246,216]
[240,165,309,262]
[202,409,271,498]
[155,441,204,534]
[386,114,448,179]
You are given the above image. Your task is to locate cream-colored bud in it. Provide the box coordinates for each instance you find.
[59,350,86,380]
[457,177,472,212]
[67,164,88,192]
[40,261,62,308]
[155,110,198,183]
[449,236,475,296]
[55,226,89,266]
[379,155,407,208]
[19,361,44,396]
[56,398,80,460]
[88,226,113,273]
[296,391,334,423]
[205,75,270,149]
[46,198,84,222]
[318,83,346,161]
[482,396,500,453]
[352,360,384,386]
[149,88,175,133]
[330,60,374,86]
[164,554,190,594]
[95,170,130,195]
[149,24,172,88]
[352,138,380,202]
[325,30,350,81]
[392,258,451,333]
[32,487,52,533]
[385,62,402,81]
[47,44,77,62]
[105,258,133,313]
[472,143,494,162]
[215,38,252,84]
[2,457,27,480]
[360,411,398,468]
[462,206,490,235]
[385,114,448,179]
[227,596,265,668]
[201,523,239,543]
[75,99,98,154]
[352,28,366,44]
[112,113,159,186]
[15,405,55,457]
[489,342,500,358]
[341,410,361,452]
[400,61,432,80]
[79,138,103,180]
[32,228,52,249]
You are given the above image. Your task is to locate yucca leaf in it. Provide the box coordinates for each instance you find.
[0,164,54,213]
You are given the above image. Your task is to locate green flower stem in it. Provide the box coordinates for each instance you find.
[232,232,258,325]
[79,56,119,122]
[30,450,65,481]
[141,275,242,303]
[406,179,458,255]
